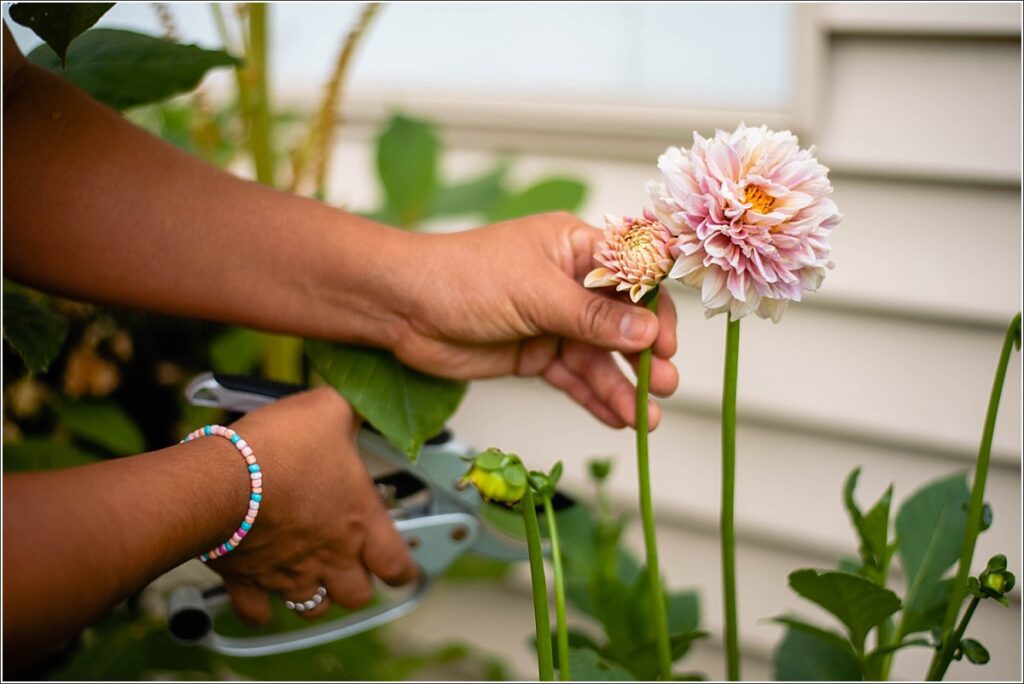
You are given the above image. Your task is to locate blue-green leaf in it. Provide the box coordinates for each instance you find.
[28,29,240,111]
[304,340,466,460]
[9,2,113,67]
[843,467,893,583]
[2,283,69,374]
[788,569,901,650]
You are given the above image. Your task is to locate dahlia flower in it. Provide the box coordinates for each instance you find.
[647,123,841,322]
[583,211,675,303]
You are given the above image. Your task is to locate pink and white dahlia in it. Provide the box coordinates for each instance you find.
[584,210,675,303]
[647,124,841,322]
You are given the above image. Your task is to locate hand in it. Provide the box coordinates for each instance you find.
[208,387,417,624]
[389,212,679,429]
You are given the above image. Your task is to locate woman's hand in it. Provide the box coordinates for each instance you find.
[209,387,417,624]
[387,212,679,430]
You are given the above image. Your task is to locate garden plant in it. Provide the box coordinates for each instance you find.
[2,3,1020,682]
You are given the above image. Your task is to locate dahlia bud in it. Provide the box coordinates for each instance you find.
[457,448,528,505]
[584,210,675,303]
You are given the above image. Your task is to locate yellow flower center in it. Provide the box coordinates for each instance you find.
[623,223,655,256]
[743,185,776,215]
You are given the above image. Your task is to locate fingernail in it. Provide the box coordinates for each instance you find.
[621,313,650,343]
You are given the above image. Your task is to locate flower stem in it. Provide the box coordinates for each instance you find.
[722,316,742,681]
[523,488,555,681]
[542,495,571,681]
[926,313,1021,681]
[636,289,673,680]
[244,3,274,186]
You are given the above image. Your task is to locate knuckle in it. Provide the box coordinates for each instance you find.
[579,296,610,339]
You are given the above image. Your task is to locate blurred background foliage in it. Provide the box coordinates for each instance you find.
[3,3,708,681]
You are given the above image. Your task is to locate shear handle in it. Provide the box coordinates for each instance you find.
[186,373,452,445]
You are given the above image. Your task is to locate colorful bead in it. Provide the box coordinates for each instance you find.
[181,424,262,562]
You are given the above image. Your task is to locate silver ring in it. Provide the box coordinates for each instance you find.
[284,585,327,612]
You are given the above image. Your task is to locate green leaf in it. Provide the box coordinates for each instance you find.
[28,29,240,111]
[304,340,466,459]
[772,622,863,681]
[376,115,440,227]
[771,616,857,654]
[2,438,102,472]
[667,591,700,634]
[55,400,145,455]
[2,283,69,374]
[863,637,930,676]
[788,569,901,650]
[895,472,970,633]
[209,327,263,375]
[486,178,587,222]
[9,2,113,67]
[567,647,635,681]
[901,578,952,635]
[843,467,893,583]
[428,165,508,218]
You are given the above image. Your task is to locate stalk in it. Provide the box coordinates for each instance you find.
[245,2,274,186]
[636,288,672,680]
[542,496,571,681]
[242,3,302,382]
[926,313,1021,680]
[523,488,554,682]
[721,317,741,680]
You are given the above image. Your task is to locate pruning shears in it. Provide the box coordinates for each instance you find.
[166,372,571,657]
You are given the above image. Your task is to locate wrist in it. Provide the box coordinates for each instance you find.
[314,214,436,353]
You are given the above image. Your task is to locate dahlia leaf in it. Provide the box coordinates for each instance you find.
[787,569,901,650]
[304,340,466,460]
[772,619,862,681]
[895,472,970,633]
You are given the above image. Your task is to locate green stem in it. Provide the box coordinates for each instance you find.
[245,3,274,186]
[636,289,673,681]
[523,488,555,682]
[927,312,1020,680]
[543,496,571,681]
[929,597,981,680]
[722,316,742,681]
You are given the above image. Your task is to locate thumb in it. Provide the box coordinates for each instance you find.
[531,280,659,352]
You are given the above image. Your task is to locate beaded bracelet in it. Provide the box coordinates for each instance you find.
[181,424,263,562]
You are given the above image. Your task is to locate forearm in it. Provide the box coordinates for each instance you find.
[1,438,247,665]
[2,59,409,348]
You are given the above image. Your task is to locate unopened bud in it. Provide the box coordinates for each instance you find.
[457,448,527,505]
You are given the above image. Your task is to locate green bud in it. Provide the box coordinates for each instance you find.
[588,458,613,482]
[959,639,990,665]
[528,470,555,498]
[548,461,564,489]
[967,576,985,599]
[979,503,993,532]
[986,554,1008,572]
[457,448,528,505]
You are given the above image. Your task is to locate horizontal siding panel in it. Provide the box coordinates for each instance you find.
[451,376,1022,574]
[663,289,1021,460]
[818,36,1021,182]
[819,3,1022,36]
